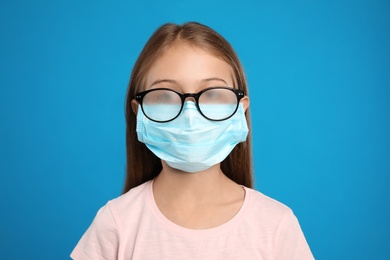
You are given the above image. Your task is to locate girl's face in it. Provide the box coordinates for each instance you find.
[132,42,249,112]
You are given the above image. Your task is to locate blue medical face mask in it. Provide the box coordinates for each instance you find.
[136,101,249,172]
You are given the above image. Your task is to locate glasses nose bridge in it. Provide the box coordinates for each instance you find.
[181,93,198,103]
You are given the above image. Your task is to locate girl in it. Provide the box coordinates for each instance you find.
[71,22,314,260]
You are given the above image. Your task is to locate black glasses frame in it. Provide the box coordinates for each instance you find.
[135,86,245,123]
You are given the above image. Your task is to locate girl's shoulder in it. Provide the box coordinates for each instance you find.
[243,187,294,221]
[104,180,152,219]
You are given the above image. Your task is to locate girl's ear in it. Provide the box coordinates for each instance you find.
[131,99,139,115]
[240,96,250,112]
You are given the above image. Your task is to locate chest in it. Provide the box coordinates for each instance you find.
[116,214,275,260]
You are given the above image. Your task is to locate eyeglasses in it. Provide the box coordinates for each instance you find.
[135,87,245,123]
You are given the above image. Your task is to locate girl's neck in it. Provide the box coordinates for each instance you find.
[153,161,242,206]
[152,161,245,229]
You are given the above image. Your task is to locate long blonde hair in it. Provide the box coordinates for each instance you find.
[123,22,253,193]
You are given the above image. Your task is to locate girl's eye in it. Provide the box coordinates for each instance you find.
[144,90,181,104]
[202,90,220,100]
[157,92,178,102]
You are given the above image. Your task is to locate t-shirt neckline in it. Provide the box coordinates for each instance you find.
[146,179,250,239]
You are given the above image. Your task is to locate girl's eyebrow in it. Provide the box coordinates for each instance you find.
[149,77,229,88]
[149,79,178,87]
[200,77,229,85]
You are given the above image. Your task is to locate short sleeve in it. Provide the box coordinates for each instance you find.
[275,210,315,260]
[71,203,118,260]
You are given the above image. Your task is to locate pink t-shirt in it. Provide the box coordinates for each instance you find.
[71,180,314,260]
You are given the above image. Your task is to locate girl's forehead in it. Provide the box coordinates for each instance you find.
[144,43,235,89]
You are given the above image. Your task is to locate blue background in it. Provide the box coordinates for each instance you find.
[1,0,389,259]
